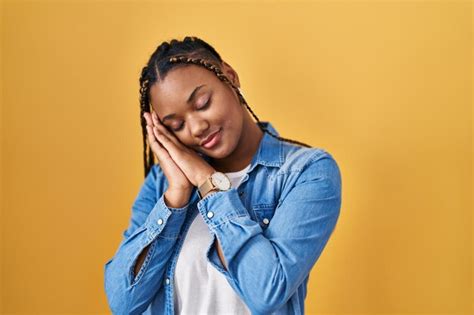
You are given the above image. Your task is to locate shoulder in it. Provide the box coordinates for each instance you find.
[277,142,342,196]
[279,142,340,175]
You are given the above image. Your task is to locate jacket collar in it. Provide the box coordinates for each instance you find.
[251,121,284,168]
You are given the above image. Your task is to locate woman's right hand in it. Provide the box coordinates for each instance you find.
[143,112,193,207]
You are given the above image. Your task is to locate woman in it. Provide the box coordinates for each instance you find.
[104,36,342,315]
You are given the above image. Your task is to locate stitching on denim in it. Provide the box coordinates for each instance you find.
[209,213,248,229]
[252,203,276,209]
[157,234,179,240]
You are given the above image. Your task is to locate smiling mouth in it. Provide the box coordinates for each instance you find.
[201,128,222,149]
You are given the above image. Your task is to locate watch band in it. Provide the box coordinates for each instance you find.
[197,176,216,199]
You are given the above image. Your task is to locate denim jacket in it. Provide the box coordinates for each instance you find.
[104,121,342,315]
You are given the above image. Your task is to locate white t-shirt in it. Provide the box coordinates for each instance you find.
[173,164,252,315]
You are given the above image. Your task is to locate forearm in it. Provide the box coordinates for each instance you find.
[105,191,190,314]
[164,187,193,208]
[132,188,191,276]
[135,188,228,276]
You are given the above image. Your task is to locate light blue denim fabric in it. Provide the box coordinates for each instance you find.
[104,121,342,315]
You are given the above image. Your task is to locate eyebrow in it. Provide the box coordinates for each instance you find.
[160,84,206,123]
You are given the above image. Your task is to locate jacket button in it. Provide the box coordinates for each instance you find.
[165,278,170,285]
[157,218,164,225]
[207,211,214,218]
[238,191,244,196]
[262,218,270,225]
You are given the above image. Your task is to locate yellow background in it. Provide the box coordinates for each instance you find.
[1,0,472,314]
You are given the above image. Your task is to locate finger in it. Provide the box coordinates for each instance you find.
[152,124,163,144]
[144,113,161,145]
[151,112,171,135]
[143,112,154,129]
[144,113,168,154]
[145,113,183,164]
[146,124,168,159]
[153,125,175,152]
[144,112,174,154]
[155,127,186,163]
[152,112,181,146]
[145,124,159,148]
[155,124,182,147]
[144,113,157,143]
[151,111,160,125]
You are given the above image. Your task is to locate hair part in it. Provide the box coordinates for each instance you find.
[139,35,311,177]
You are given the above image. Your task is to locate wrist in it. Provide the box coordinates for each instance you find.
[196,167,216,188]
[164,189,191,209]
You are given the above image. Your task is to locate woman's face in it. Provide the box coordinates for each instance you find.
[148,61,244,159]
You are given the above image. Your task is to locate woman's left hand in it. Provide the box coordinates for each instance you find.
[151,111,216,187]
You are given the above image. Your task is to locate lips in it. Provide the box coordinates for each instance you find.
[200,128,221,147]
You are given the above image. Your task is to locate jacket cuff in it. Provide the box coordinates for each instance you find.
[144,194,189,240]
[196,187,249,230]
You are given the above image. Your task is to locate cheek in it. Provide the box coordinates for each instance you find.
[216,99,242,125]
[213,91,240,118]
[223,116,242,146]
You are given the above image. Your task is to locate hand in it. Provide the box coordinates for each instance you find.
[145,111,216,188]
[143,112,193,193]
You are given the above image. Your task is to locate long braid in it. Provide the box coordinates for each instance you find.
[138,36,311,178]
[139,66,155,176]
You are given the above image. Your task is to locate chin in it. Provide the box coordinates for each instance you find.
[214,138,240,160]
[202,147,226,159]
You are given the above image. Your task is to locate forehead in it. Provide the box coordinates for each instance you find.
[149,65,217,111]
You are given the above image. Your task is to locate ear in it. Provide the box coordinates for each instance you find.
[221,60,240,88]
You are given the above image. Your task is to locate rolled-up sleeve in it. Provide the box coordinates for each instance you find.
[104,165,190,315]
[197,152,342,314]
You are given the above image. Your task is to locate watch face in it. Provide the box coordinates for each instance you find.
[211,172,231,190]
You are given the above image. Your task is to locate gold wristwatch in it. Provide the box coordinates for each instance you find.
[197,171,231,199]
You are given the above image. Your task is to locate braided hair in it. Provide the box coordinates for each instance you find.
[139,36,311,177]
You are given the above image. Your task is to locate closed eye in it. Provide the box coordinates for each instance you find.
[171,97,212,132]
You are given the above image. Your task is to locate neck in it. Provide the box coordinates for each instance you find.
[210,118,264,173]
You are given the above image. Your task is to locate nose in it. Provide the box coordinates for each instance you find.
[188,116,209,139]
